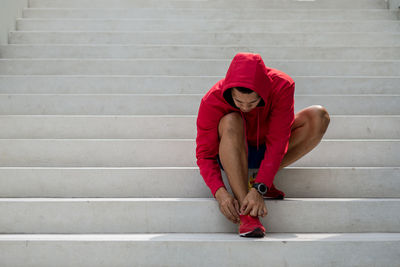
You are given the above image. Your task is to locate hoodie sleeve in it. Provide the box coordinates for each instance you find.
[196,99,226,198]
[254,82,295,189]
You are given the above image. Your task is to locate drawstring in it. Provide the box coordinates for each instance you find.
[240,111,248,157]
[257,109,259,151]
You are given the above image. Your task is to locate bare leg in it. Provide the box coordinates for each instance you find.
[218,112,248,205]
[217,105,330,204]
[278,105,331,170]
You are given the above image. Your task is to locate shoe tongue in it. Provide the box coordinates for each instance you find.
[239,214,248,221]
[240,214,258,222]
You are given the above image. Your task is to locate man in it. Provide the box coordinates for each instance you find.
[196,52,330,238]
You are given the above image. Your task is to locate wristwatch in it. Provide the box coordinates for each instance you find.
[252,183,268,195]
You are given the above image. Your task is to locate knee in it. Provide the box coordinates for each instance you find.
[306,105,330,136]
[218,112,244,139]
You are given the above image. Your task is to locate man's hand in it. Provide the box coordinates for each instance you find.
[215,187,241,224]
[240,188,268,217]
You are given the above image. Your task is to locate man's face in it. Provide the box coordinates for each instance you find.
[231,88,262,113]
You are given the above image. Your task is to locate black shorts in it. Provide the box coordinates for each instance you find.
[216,143,267,171]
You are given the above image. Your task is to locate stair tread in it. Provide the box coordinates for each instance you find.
[1,197,399,201]
[0,232,400,242]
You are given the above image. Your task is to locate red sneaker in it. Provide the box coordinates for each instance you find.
[248,172,285,200]
[263,183,285,199]
[239,214,266,238]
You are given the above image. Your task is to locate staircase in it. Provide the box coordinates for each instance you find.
[0,0,400,266]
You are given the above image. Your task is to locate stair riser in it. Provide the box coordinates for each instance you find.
[0,198,399,233]
[0,167,398,198]
[0,140,398,167]
[16,19,400,32]
[1,59,400,76]
[0,236,398,267]
[9,32,400,46]
[22,8,400,20]
[2,45,400,60]
[0,95,398,115]
[1,76,398,94]
[0,116,399,139]
[28,0,389,9]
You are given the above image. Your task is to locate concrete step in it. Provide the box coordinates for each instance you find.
[1,59,400,76]
[1,0,397,263]
[22,7,400,20]
[6,197,400,234]
[9,31,400,46]
[0,139,398,167]
[0,167,398,198]
[0,197,399,233]
[0,233,399,267]
[0,115,398,139]
[1,75,398,94]
[28,0,389,9]
[15,19,400,32]
[2,45,400,60]
[0,94,398,115]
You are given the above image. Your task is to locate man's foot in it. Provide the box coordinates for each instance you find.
[248,171,285,200]
[238,214,266,238]
[263,183,285,199]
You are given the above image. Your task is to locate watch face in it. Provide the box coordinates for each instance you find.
[259,184,267,193]
[258,184,267,193]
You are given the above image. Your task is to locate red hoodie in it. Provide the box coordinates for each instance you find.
[196,52,295,198]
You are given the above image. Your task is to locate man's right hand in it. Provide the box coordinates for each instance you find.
[215,187,241,224]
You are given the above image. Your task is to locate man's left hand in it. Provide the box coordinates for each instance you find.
[240,188,268,217]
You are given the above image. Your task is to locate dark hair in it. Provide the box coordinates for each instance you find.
[223,87,265,108]
[232,86,254,94]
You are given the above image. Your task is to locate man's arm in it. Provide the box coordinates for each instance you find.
[196,99,226,198]
[255,82,295,189]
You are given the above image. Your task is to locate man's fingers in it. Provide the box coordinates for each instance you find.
[227,202,240,222]
[221,204,237,223]
[240,202,247,215]
[250,207,258,217]
[227,203,239,223]
[258,207,263,217]
[233,199,240,215]
[242,203,252,216]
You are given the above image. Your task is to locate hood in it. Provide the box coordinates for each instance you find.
[222,52,272,101]
[221,52,273,151]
